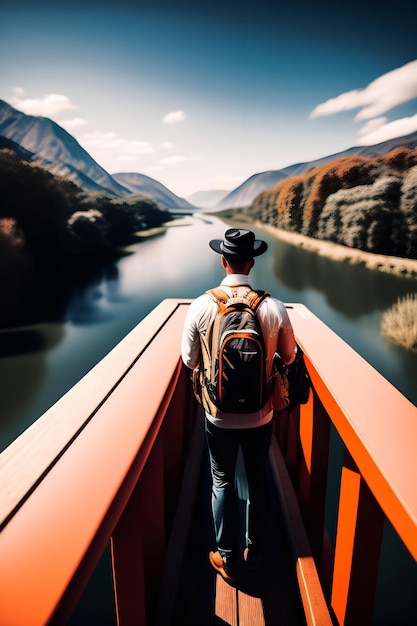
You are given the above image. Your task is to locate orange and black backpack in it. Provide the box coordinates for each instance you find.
[193,286,271,415]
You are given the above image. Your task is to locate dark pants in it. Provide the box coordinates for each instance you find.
[205,418,273,561]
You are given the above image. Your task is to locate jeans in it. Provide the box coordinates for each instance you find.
[205,418,273,560]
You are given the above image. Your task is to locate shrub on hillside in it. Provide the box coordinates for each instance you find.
[67,209,111,256]
[380,294,417,351]
[317,176,405,255]
[0,147,175,326]
[251,189,280,224]
[0,148,172,263]
[0,148,77,251]
[303,157,377,236]
[400,165,417,258]
[275,176,304,232]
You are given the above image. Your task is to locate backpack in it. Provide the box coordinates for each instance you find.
[193,286,271,415]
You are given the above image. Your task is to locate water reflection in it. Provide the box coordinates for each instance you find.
[0,323,65,447]
[271,236,415,318]
[67,265,128,325]
[0,328,49,357]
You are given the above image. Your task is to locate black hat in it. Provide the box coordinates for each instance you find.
[209,228,268,258]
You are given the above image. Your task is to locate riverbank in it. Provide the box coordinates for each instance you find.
[259,222,417,279]
[216,212,417,280]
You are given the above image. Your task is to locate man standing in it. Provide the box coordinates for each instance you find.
[181,228,296,581]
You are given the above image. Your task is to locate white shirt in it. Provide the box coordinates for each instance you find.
[181,274,297,428]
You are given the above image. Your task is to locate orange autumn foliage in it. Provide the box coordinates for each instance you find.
[250,147,417,257]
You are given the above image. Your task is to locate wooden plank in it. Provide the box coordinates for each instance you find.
[215,575,238,625]
[269,436,333,626]
[238,590,265,626]
[154,413,206,626]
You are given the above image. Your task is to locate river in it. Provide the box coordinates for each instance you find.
[1,213,416,623]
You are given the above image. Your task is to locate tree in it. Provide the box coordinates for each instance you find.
[400,165,417,259]
[276,176,305,232]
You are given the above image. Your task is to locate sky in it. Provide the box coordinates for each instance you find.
[1,0,417,198]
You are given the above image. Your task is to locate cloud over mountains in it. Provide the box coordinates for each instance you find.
[310,60,417,145]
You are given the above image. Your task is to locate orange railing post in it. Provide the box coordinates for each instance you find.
[111,432,166,626]
[298,389,331,573]
[111,480,146,626]
[331,450,385,625]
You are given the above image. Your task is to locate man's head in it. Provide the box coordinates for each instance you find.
[209,228,268,259]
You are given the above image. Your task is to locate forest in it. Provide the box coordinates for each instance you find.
[0,148,173,326]
[249,148,417,259]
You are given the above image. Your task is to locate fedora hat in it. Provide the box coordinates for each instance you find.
[209,228,268,257]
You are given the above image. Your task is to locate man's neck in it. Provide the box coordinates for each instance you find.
[221,273,251,285]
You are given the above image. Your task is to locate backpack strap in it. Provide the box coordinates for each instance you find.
[206,286,270,310]
[245,289,270,311]
[206,287,230,311]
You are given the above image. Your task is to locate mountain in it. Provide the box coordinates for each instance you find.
[2,98,417,214]
[0,99,198,211]
[112,172,196,211]
[186,189,230,209]
[0,99,130,197]
[0,135,34,162]
[215,171,288,210]
[216,131,417,209]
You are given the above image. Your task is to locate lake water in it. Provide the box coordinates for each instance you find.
[1,214,416,623]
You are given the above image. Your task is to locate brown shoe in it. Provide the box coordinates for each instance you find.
[209,551,237,582]
[243,546,261,570]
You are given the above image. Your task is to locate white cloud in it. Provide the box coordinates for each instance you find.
[310,60,417,145]
[115,155,139,162]
[121,140,156,155]
[310,60,417,120]
[60,117,87,129]
[357,113,417,145]
[158,155,187,164]
[12,87,25,95]
[10,93,78,116]
[83,131,155,156]
[358,117,387,135]
[162,110,186,124]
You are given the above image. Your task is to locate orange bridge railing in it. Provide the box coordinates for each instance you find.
[0,300,416,625]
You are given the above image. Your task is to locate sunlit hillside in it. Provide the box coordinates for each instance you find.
[248,148,417,259]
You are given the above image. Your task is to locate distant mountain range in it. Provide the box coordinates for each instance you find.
[1,98,417,212]
[186,189,230,209]
[112,172,195,211]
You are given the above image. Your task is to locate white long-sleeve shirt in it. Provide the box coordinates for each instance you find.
[181,273,297,428]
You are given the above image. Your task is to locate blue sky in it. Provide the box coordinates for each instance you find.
[1,0,417,197]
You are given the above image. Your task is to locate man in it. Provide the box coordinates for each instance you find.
[181,228,296,581]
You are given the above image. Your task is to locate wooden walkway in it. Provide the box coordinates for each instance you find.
[155,416,306,626]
